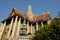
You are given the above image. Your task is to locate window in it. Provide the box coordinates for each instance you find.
[20,24,27,35]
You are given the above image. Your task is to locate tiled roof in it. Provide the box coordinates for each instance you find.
[2,8,51,23]
[36,14,50,21]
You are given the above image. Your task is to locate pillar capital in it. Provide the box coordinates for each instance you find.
[16,16,18,18]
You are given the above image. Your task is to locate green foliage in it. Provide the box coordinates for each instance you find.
[32,18,60,40]
[28,33,31,35]
[57,12,60,18]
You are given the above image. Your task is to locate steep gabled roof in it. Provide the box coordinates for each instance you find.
[36,13,51,21]
[8,8,24,18]
[2,5,51,23]
[1,8,51,23]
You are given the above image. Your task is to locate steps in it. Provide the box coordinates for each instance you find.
[9,35,32,40]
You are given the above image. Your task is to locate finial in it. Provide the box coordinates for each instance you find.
[13,7,16,10]
[28,5,31,9]
[47,10,50,14]
[12,7,16,11]
[27,5,32,14]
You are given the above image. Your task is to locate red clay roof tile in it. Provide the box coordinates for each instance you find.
[2,8,51,23]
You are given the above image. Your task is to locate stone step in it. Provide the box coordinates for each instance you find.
[8,35,32,40]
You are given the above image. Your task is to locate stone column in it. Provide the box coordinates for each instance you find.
[0,21,6,40]
[36,22,38,30]
[23,18,26,25]
[11,16,18,37]
[41,22,43,27]
[0,23,3,40]
[7,17,14,38]
[16,18,21,37]
[27,22,30,34]
[47,20,51,25]
[31,24,33,34]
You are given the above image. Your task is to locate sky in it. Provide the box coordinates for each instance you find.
[0,0,60,24]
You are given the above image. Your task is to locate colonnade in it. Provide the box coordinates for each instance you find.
[0,15,50,40]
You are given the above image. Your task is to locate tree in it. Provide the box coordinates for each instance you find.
[57,12,60,18]
[32,18,60,40]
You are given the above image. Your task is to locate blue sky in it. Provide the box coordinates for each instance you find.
[0,0,60,23]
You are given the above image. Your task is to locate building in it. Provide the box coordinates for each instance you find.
[0,5,51,40]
